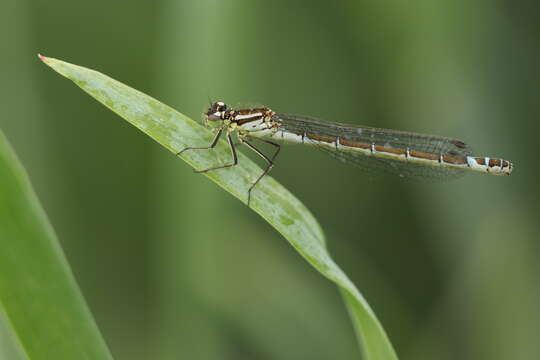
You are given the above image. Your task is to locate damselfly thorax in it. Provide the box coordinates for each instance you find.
[178,101,513,206]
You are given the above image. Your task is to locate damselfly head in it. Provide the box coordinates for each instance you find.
[204,101,228,122]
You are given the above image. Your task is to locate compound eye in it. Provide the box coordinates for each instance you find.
[205,101,228,121]
[215,101,227,112]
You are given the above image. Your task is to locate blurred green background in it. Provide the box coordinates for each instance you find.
[2,0,539,359]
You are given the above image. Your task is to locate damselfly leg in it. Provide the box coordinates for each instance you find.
[177,128,239,173]
[176,129,281,206]
[176,127,224,155]
[240,136,281,206]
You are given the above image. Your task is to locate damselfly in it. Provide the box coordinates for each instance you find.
[178,101,513,206]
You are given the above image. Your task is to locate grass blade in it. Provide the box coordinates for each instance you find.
[40,55,398,360]
[0,129,113,359]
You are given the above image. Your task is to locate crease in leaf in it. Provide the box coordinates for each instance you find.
[39,55,398,360]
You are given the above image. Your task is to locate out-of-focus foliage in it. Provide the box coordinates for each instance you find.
[0,130,113,360]
[1,0,538,359]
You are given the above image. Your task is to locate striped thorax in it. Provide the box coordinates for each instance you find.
[204,101,279,138]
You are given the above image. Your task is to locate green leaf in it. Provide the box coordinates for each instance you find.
[0,129,113,359]
[40,55,398,360]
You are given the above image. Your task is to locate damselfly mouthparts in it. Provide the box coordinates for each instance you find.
[178,101,513,206]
